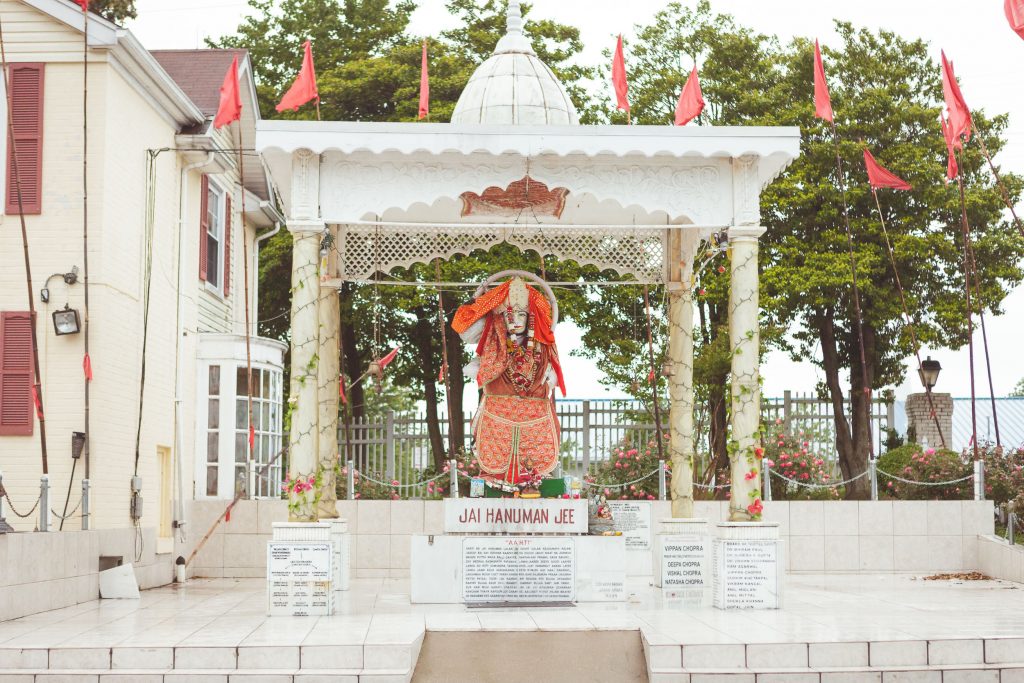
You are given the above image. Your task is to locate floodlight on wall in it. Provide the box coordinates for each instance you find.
[52,305,81,335]
[71,431,87,460]
[918,356,942,390]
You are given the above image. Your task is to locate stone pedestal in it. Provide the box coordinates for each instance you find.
[267,522,351,616]
[905,392,953,450]
[711,522,783,610]
[655,518,710,606]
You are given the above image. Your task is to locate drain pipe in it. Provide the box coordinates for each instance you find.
[173,152,215,542]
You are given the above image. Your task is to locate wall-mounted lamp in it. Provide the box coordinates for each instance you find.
[52,305,82,335]
[71,431,87,459]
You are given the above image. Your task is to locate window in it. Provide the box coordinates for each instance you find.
[0,311,34,436]
[199,177,232,296]
[206,365,220,496]
[4,64,44,215]
[236,366,283,498]
[198,358,283,499]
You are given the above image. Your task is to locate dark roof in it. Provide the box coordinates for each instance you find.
[151,49,248,116]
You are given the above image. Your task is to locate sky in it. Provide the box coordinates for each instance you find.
[128,0,1024,401]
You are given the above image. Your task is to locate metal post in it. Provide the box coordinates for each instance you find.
[581,400,591,477]
[346,459,355,500]
[763,459,772,502]
[81,479,90,530]
[385,410,395,481]
[449,458,459,499]
[869,458,878,501]
[39,474,50,532]
[783,390,792,434]
[974,459,985,501]
[0,471,5,520]
[658,460,667,501]
[1008,506,1016,546]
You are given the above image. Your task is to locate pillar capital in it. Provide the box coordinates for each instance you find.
[727,225,766,243]
[287,219,327,236]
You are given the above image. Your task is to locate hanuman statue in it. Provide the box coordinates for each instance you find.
[452,276,565,493]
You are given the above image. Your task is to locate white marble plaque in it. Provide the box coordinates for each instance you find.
[608,501,653,551]
[462,537,575,602]
[445,498,587,534]
[712,539,780,610]
[267,542,333,616]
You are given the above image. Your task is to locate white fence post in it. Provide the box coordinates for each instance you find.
[974,459,985,501]
[347,459,355,500]
[449,459,459,499]
[869,459,878,501]
[581,400,591,477]
[39,475,50,532]
[81,479,90,530]
[763,460,772,501]
[385,410,396,481]
[658,460,667,501]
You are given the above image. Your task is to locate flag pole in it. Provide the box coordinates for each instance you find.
[953,149,980,460]
[869,186,946,448]
[964,226,1001,446]
[974,130,1024,240]
[235,121,256,495]
[0,15,49,475]
[828,120,873,455]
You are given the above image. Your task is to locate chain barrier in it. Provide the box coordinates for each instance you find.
[875,469,973,486]
[2,492,41,519]
[583,468,660,490]
[51,496,83,521]
[355,470,449,489]
[769,469,870,490]
[694,481,732,491]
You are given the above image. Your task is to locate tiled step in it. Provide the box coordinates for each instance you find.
[646,667,1024,683]
[641,634,1024,673]
[0,670,413,682]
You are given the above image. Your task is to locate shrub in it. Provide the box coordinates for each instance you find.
[876,444,970,500]
[764,420,841,500]
[981,445,1024,510]
[590,435,666,501]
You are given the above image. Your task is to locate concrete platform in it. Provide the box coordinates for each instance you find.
[0,574,1022,681]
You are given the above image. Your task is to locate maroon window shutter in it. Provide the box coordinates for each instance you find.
[0,311,34,436]
[199,174,209,282]
[223,194,232,297]
[5,63,45,215]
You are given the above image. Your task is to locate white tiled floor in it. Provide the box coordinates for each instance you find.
[2,574,1024,651]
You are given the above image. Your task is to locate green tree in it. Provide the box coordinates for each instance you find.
[1012,378,1024,398]
[90,0,136,23]
[760,24,1024,497]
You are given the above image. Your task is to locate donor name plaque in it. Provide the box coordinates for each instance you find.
[266,542,333,616]
[445,499,587,534]
[463,537,575,603]
[712,539,780,610]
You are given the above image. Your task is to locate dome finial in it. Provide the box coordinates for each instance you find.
[506,0,524,35]
[494,0,534,54]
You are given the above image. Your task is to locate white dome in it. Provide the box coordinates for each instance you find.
[450,2,579,126]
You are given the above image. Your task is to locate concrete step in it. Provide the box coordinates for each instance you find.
[647,665,1024,683]
[0,669,415,682]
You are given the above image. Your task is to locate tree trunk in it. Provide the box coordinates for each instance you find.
[847,322,876,499]
[412,312,446,471]
[441,291,466,456]
[816,308,870,499]
[339,285,366,469]
[701,301,730,498]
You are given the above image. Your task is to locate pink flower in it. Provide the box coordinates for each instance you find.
[765,459,775,468]
[354,492,362,499]
[615,461,622,469]
[562,494,570,499]
[747,499,763,516]
[604,488,611,495]
[925,448,935,455]
[800,473,810,480]
[744,470,756,481]
[647,494,655,500]
[391,479,400,486]
[630,485,637,491]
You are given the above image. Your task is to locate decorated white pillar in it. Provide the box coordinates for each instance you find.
[668,229,697,518]
[317,285,341,519]
[286,149,324,521]
[727,225,766,521]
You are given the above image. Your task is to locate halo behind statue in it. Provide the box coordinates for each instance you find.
[472,269,559,329]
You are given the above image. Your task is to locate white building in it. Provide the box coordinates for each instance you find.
[0,0,285,567]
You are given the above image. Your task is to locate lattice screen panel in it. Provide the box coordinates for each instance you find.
[336,223,666,283]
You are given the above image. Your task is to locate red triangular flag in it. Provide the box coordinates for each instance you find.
[276,41,319,113]
[339,375,348,404]
[674,66,705,126]
[612,35,630,113]
[213,56,242,129]
[83,353,93,381]
[862,149,912,191]
[1007,0,1024,39]
[813,40,833,122]
[418,40,430,120]
[30,385,43,420]
[438,360,446,383]
[248,423,255,451]
[941,115,959,182]
[940,51,971,144]
[74,0,88,9]
[377,347,399,370]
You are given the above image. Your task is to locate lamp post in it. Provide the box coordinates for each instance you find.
[918,356,941,390]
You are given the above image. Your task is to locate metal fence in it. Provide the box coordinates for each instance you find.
[950,397,1024,450]
[340,392,897,484]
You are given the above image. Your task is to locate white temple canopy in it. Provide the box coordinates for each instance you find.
[256,122,800,281]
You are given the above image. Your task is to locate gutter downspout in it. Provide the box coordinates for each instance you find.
[173,152,215,543]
